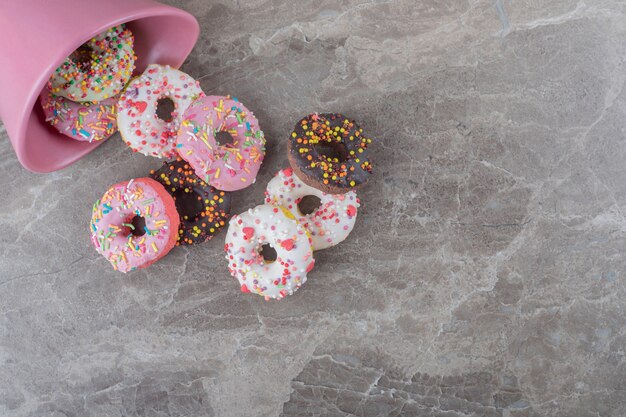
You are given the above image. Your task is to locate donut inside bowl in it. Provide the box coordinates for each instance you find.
[18,9,198,173]
[69,44,95,69]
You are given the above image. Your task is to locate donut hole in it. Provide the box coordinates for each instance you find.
[215,130,235,147]
[156,97,176,122]
[172,189,204,220]
[69,44,94,70]
[315,142,349,162]
[297,195,322,215]
[259,243,277,263]
[130,215,147,237]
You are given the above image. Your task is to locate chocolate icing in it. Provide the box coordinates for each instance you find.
[287,113,373,193]
[151,158,232,245]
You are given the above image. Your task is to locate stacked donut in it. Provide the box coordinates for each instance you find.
[90,63,266,272]
[225,113,373,300]
[41,25,135,143]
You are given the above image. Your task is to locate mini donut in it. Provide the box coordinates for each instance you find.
[90,177,180,272]
[39,87,117,142]
[177,95,266,191]
[117,64,204,158]
[287,113,373,194]
[265,168,360,250]
[49,25,135,102]
[224,204,315,300]
[150,157,232,245]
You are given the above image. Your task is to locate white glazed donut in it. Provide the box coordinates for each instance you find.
[265,167,359,250]
[224,204,315,300]
[49,25,135,102]
[117,64,204,158]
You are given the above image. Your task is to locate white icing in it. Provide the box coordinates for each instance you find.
[265,168,359,250]
[117,64,204,158]
[224,204,315,300]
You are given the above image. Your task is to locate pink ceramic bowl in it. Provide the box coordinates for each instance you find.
[0,0,199,173]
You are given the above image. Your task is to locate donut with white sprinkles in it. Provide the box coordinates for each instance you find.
[265,167,359,250]
[48,25,135,102]
[224,204,315,300]
[40,86,117,142]
[117,64,204,158]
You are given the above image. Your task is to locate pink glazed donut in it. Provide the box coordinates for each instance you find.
[177,95,266,191]
[40,87,117,142]
[90,178,180,272]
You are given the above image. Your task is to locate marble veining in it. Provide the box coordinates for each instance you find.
[1,1,625,416]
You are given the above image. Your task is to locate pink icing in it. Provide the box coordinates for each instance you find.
[90,178,179,273]
[40,87,117,142]
[177,95,266,191]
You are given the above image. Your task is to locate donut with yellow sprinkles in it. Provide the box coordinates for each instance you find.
[48,25,135,102]
[287,113,373,194]
[151,157,232,245]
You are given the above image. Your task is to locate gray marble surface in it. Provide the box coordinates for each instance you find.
[1,0,626,416]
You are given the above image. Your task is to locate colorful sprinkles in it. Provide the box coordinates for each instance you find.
[48,25,135,102]
[90,178,179,273]
[288,113,373,193]
[150,157,232,245]
[176,95,266,192]
[40,87,117,142]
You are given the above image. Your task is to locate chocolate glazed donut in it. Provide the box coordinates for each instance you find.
[287,113,373,194]
[150,157,232,245]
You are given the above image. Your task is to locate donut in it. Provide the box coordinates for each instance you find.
[224,204,315,300]
[265,168,360,250]
[117,64,204,158]
[90,178,180,272]
[177,95,266,191]
[150,157,232,245]
[48,25,135,102]
[287,113,373,194]
[39,86,117,142]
